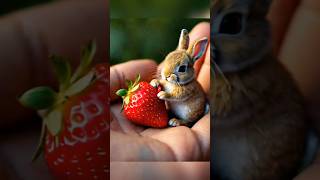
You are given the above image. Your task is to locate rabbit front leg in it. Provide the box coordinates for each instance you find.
[150,79,172,100]
[150,79,176,100]
[157,79,191,101]
[151,79,192,127]
[158,80,194,127]
[150,79,160,88]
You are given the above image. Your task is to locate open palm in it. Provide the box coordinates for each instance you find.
[110,23,210,161]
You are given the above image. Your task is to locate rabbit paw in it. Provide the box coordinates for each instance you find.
[150,79,159,88]
[168,118,181,127]
[157,91,168,100]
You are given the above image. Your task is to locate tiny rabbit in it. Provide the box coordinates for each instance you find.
[151,29,208,127]
[212,0,307,180]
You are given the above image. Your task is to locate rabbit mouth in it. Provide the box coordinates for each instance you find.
[165,73,193,85]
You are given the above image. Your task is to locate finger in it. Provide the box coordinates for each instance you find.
[188,22,210,94]
[268,0,301,55]
[110,115,124,133]
[294,150,320,179]
[110,130,176,161]
[0,0,107,125]
[197,45,210,95]
[192,113,210,160]
[188,22,210,76]
[110,60,157,101]
[111,162,209,180]
[141,126,202,161]
[189,22,210,48]
[278,0,320,101]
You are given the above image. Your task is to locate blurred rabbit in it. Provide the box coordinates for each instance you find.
[151,29,208,127]
[211,0,307,179]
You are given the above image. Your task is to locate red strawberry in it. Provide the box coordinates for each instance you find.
[19,41,109,180]
[116,75,168,128]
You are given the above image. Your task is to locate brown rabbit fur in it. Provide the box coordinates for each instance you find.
[211,0,307,179]
[212,55,306,180]
[151,29,208,127]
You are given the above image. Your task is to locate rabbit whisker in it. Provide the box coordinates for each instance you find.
[212,60,230,87]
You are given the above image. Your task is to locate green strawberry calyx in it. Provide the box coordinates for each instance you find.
[116,74,141,110]
[18,41,97,161]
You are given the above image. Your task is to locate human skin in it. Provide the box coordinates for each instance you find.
[110,22,211,161]
[269,0,320,179]
[0,0,107,128]
[0,0,320,178]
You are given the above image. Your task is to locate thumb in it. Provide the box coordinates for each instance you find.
[110,60,157,102]
[110,130,175,161]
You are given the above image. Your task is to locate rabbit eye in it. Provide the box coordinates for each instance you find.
[178,65,187,72]
[219,12,243,35]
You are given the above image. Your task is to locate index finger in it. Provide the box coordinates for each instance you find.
[189,22,210,94]
[110,60,157,102]
[268,0,301,55]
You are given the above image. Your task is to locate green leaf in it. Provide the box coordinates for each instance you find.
[71,40,97,83]
[81,40,97,68]
[44,108,63,136]
[130,84,139,92]
[116,89,128,97]
[124,96,130,105]
[19,87,57,110]
[50,55,72,91]
[132,74,141,87]
[64,71,95,97]
[126,80,133,89]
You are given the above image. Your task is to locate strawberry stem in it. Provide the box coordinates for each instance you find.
[132,74,140,87]
[116,74,142,111]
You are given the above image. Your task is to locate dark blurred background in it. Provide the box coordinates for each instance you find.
[110,19,209,65]
[0,0,53,15]
[110,0,209,65]
[111,0,208,18]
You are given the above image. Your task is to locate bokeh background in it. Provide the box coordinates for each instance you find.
[110,19,209,65]
[111,0,209,18]
[1,0,209,65]
[110,0,209,65]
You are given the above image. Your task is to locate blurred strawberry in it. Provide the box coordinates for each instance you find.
[19,41,109,180]
[116,75,168,128]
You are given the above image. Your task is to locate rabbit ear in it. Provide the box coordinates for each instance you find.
[188,37,208,63]
[178,29,189,50]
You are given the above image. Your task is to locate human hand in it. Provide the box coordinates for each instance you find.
[269,0,320,179]
[110,22,210,161]
[0,0,107,127]
[269,0,320,101]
